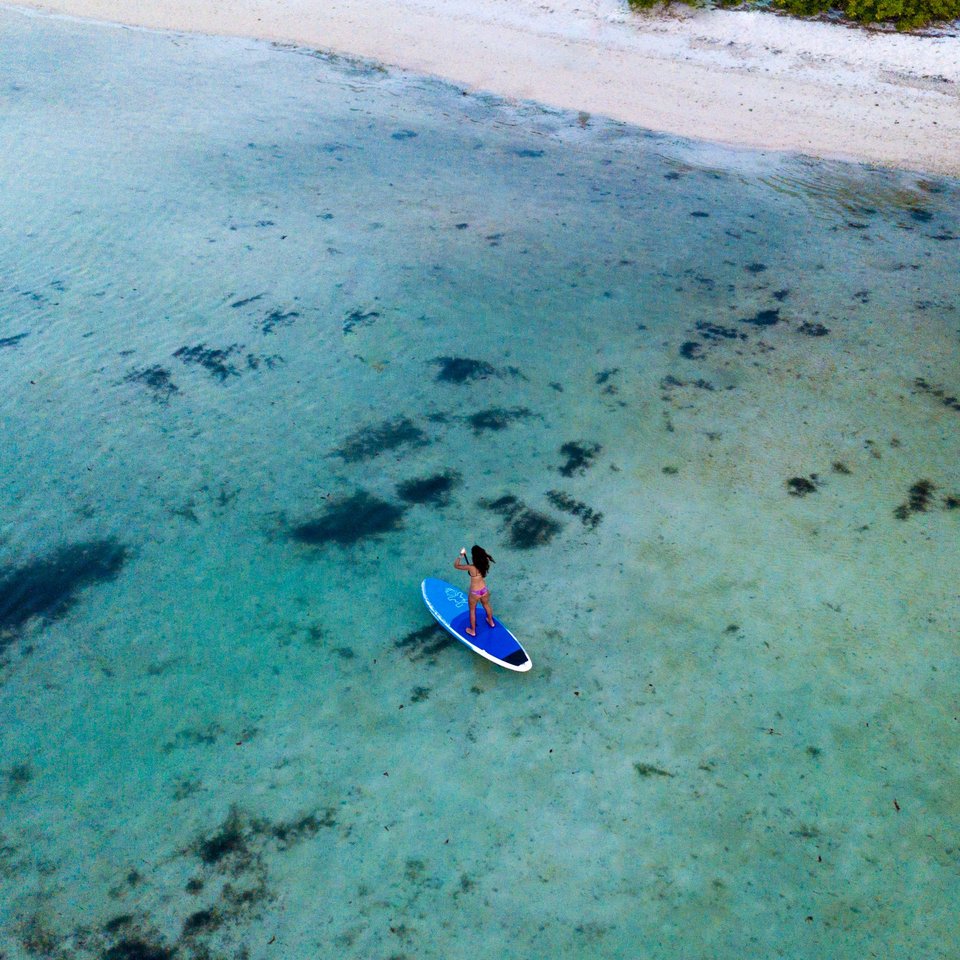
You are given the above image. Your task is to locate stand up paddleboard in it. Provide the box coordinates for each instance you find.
[421,578,531,672]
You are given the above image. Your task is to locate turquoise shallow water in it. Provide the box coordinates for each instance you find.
[1,7,959,958]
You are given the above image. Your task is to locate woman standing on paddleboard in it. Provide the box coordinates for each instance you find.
[454,545,495,637]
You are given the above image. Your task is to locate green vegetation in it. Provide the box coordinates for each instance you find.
[626,0,960,30]
[838,0,960,29]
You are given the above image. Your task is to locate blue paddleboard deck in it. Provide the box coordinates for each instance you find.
[421,578,531,672]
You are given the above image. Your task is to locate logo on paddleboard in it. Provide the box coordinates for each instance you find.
[445,587,466,608]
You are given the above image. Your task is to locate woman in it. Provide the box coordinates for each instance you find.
[454,545,496,637]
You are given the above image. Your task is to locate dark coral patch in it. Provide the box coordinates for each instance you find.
[335,417,428,462]
[740,308,781,327]
[0,333,28,349]
[162,723,225,753]
[0,540,129,647]
[230,292,265,309]
[558,441,601,477]
[177,803,330,944]
[908,479,936,512]
[260,308,299,335]
[196,806,249,867]
[430,357,496,384]
[483,494,520,515]
[343,308,380,334]
[182,909,221,936]
[787,476,819,497]
[5,762,33,794]
[467,407,531,433]
[104,939,175,960]
[894,479,936,519]
[480,494,562,549]
[122,366,179,403]
[395,623,453,663]
[546,490,603,529]
[173,343,241,381]
[914,378,960,413]
[661,375,716,393]
[180,801,334,943]
[244,352,283,371]
[290,492,406,547]
[695,321,746,342]
[505,509,562,549]
[396,472,461,506]
[269,810,333,848]
[679,341,703,359]
[798,321,830,337]
[634,763,674,778]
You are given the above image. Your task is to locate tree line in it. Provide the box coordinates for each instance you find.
[628,0,959,31]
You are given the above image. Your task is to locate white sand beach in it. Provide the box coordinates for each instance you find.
[9,0,960,176]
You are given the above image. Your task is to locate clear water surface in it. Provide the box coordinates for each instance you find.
[1,7,958,959]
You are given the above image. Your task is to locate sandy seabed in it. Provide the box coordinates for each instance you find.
[8,0,960,175]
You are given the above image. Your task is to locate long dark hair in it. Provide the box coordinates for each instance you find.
[471,545,494,578]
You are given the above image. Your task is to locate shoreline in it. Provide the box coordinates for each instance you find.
[6,0,960,176]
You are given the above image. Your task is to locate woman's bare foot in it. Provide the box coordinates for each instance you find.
[466,627,476,637]
[487,618,495,628]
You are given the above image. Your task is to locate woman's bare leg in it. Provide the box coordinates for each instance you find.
[480,595,495,628]
[466,594,478,636]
